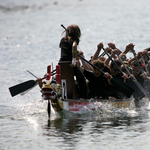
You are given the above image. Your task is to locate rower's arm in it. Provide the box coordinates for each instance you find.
[104,50,117,67]
[147,76,150,82]
[128,51,143,65]
[127,57,135,65]
[92,42,103,61]
[71,41,77,66]
[108,43,122,54]
[78,50,93,71]
[80,59,93,71]
[122,43,134,55]
[104,57,111,67]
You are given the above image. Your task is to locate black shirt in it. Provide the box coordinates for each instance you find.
[135,73,145,87]
[108,72,126,99]
[59,38,73,61]
[83,67,110,99]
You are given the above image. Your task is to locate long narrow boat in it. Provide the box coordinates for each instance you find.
[41,65,136,117]
[50,97,135,112]
[8,63,148,119]
[42,84,135,114]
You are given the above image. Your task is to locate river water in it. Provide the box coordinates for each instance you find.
[1,0,150,149]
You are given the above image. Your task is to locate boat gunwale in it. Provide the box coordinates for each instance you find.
[61,98,133,103]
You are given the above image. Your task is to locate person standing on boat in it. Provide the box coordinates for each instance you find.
[59,24,88,99]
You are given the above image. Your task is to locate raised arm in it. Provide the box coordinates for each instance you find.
[117,43,134,63]
[78,50,93,71]
[128,51,144,65]
[104,49,118,67]
[122,43,134,55]
[108,42,122,54]
[92,42,103,61]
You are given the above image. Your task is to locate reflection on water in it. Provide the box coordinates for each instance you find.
[44,109,149,135]
[40,111,149,150]
[1,98,150,149]
[38,98,150,137]
[47,118,86,133]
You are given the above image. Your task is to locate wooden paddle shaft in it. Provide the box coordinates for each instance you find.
[116,54,131,75]
[102,48,124,76]
[131,49,143,72]
[78,54,105,74]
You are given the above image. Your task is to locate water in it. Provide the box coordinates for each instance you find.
[1,0,150,149]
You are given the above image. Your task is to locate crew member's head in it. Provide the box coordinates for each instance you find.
[131,60,141,76]
[110,60,121,76]
[92,60,105,77]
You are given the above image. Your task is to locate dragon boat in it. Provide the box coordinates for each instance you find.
[8,62,149,119]
[41,64,136,119]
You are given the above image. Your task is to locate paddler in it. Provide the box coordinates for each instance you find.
[79,58,110,99]
[104,59,129,99]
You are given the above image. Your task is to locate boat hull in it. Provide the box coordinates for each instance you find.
[50,98,135,112]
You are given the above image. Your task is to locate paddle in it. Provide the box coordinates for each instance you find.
[141,56,150,76]
[26,70,39,78]
[89,51,106,62]
[141,55,150,98]
[9,77,45,97]
[145,54,150,70]
[102,48,145,98]
[78,54,134,98]
[130,49,144,72]
[144,54,150,71]
[116,54,146,101]
[9,70,56,97]
[103,48,147,102]
[18,70,39,96]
